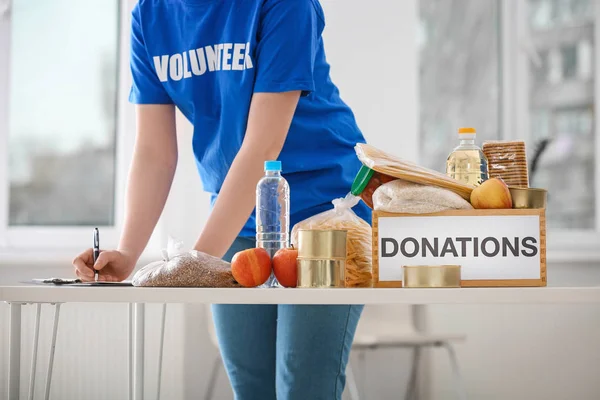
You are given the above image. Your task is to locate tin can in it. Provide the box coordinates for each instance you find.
[297,259,345,288]
[508,187,547,209]
[297,230,347,288]
[296,229,347,259]
[403,265,461,288]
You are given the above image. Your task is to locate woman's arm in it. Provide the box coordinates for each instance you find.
[118,104,178,261]
[193,91,301,258]
[73,104,178,281]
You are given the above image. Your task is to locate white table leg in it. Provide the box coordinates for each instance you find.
[8,302,22,400]
[133,303,145,400]
[44,303,61,400]
[28,303,42,400]
[129,303,134,400]
[156,303,167,400]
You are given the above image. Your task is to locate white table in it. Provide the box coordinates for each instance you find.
[3,283,600,400]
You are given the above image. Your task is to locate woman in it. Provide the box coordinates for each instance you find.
[73,0,371,398]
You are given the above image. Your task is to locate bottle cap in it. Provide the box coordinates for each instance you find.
[458,127,476,139]
[264,160,282,172]
[350,165,375,196]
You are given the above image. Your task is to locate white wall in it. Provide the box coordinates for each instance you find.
[320,0,419,161]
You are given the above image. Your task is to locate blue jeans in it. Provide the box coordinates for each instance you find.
[212,237,364,400]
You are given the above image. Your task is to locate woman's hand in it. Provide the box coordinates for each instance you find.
[71,104,178,283]
[72,249,136,282]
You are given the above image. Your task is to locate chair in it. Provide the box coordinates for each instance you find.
[346,305,467,400]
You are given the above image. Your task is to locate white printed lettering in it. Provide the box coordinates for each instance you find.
[153,55,169,82]
[169,54,183,81]
[155,42,253,82]
[182,52,192,78]
[189,49,207,76]
[232,43,245,71]
[222,43,233,71]
[205,45,219,72]
[244,42,254,69]
[216,44,224,70]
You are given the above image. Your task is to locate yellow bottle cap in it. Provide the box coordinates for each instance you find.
[458,127,476,134]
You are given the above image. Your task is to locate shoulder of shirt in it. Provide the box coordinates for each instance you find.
[133,0,166,26]
[134,0,163,14]
[308,0,326,24]
[136,0,157,8]
[262,0,325,25]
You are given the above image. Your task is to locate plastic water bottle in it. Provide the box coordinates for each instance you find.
[256,160,290,287]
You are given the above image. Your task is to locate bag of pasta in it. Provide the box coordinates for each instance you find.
[291,193,373,288]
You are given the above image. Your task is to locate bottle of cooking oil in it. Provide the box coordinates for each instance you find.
[446,127,489,186]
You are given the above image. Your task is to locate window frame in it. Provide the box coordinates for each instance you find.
[501,0,600,261]
[0,2,10,249]
[0,0,163,262]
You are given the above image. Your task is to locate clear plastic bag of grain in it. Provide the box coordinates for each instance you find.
[291,194,373,288]
[132,237,240,288]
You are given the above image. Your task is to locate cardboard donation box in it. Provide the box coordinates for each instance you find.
[372,209,547,287]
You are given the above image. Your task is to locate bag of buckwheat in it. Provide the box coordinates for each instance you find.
[132,237,240,288]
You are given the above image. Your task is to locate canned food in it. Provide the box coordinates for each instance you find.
[296,229,347,259]
[297,259,345,288]
[296,229,347,288]
[403,265,461,288]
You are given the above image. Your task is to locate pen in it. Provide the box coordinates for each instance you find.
[93,228,100,282]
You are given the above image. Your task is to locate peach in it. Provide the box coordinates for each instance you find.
[470,178,513,209]
[231,248,272,287]
[273,247,299,288]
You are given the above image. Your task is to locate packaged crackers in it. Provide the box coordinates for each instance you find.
[482,141,529,188]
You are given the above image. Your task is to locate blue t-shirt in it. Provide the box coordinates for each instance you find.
[129,0,371,236]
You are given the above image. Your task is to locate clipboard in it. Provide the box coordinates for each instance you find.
[26,278,133,287]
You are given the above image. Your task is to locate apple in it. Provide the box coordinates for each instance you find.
[273,247,299,288]
[231,248,272,287]
[470,178,513,209]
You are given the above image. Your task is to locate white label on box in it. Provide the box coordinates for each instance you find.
[378,215,541,281]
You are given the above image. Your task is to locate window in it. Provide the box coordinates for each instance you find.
[0,0,123,251]
[419,0,598,236]
[418,0,501,173]
[8,0,119,226]
[525,0,596,230]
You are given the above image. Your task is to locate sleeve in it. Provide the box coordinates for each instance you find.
[128,5,173,104]
[253,0,324,96]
